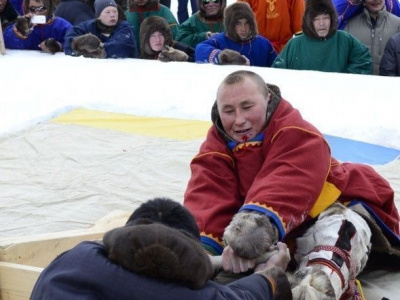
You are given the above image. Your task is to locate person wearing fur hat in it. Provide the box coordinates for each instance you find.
[125,0,178,51]
[63,0,139,58]
[195,2,277,67]
[344,0,400,75]
[175,0,225,49]
[272,0,372,74]
[139,15,194,61]
[238,0,304,53]
[3,0,72,53]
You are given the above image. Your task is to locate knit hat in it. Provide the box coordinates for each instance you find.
[95,0,117,18]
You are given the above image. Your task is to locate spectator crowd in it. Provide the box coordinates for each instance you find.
[1,0,399,75]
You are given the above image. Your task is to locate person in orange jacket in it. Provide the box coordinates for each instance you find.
[238,0,304,53]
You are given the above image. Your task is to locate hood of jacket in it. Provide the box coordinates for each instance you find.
[302,0,338,40]
[140,15,173,59]
[128,0,159,11]
[223,2,257,43]
[211,83,282,143]
[197,0,226,20]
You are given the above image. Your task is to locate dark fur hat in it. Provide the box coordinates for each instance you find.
[139,16,173,59]
[126,197,200,240]
[302,0,338,39]
[23,0,53,19]
[103,198,214,289]
[224,2,257,42]
[197,0,226,20]
[103,222,214,289]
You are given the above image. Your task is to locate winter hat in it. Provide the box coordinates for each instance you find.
[197,0,226,20]
[302,0,338,39]
[224,2,257,42]
[139,16,173,59]
[95,0,117,18]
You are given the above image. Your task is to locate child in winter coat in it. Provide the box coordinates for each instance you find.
[195,2,277,67]
[63,0,139,59]
[125,0,178,49]
[140,15,194,62]
[3,0,72,53]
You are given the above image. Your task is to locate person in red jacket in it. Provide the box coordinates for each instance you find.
[184,70,400,299]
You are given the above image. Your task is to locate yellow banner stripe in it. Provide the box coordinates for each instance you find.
[52,108,212,140]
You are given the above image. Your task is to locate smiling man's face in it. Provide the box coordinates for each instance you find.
[217,77,269,142]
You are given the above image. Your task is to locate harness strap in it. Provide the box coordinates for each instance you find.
[308,245,361,300]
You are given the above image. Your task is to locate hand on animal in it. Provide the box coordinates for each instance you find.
[15,16,32,36]
[223,211,279,259]
[39,38,62,54]
[218,49,248,65]
[158,45,188,62]
[103,222,214,289]
[72,34,106,58]
[254,242,290,272]
[221,245,256,273]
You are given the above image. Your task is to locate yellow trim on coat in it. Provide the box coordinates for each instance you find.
[309,181,341,218]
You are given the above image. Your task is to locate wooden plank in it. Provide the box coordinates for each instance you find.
[0,262,43,300]
[0,210,130,268]
[0,18,6,55]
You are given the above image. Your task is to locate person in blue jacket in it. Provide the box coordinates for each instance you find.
[3,0,72,53]
[54,0,96,26]
[195,2,277,67]
[63,0,139,58]
[30,197,292,300]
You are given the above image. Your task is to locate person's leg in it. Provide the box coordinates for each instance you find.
[190,0,198,14]
[291,203,372,300]
[177,0,189,24]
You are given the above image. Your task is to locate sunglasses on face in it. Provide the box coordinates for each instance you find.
[203,0,219,4]
[29,6,46,12]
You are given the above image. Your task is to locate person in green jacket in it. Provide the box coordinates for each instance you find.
[175,0,226,48]
[125,0,178,50]
[272,0,372,74]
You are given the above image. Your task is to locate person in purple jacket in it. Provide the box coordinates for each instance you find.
[3,0,72,53]
[63,0,139,58]
[195,2,277,67]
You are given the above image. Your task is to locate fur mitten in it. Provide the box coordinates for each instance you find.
[72,33,106,58]
[44,38,62,54]
[158,45,188,62]
[103,222,215,289]
[223,211,279,259]
[218,49,247,65]
[15,16,32,36]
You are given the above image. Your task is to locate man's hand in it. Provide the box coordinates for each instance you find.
[221,245,256,273]
[254,242,290,272]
